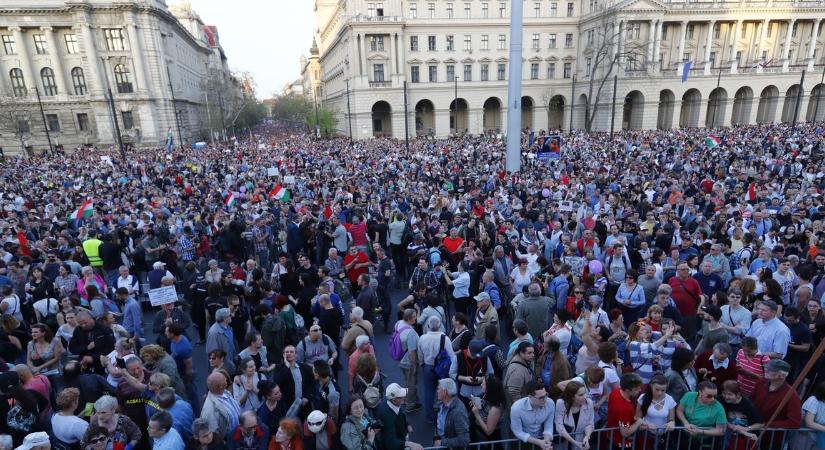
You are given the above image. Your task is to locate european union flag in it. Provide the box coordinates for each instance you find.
[681,61,692,83]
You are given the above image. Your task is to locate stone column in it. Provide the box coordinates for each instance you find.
[703,20,716,75]
[391,34,398,77]
[730,20,742,74]
[677,21,688,74]
[41,27,68,95]
[125,21,149,95]
[653,20,662,71]
[647,20,657,69]
[9,27,35,94]
[782,19,796,72]
[78,24,103,96]
[756,19,769,73]
[808,20,821,71]
[361,34,369,81]
[434,108,450,137]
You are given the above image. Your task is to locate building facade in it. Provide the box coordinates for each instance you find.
[0,0,240,154]
[313,0,825,139]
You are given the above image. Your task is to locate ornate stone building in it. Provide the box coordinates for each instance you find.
[313,0,825,139]
[0,0,241,154]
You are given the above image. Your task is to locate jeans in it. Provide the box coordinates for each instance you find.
[256,249,270,273]
[422,363,438,421]
[104,268,119,292]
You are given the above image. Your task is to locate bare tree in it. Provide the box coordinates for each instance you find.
[199,67,247,140]
[580,5,648,131]
[0,91,38,156]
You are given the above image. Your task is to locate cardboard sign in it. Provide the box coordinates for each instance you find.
[283,175,296,185]
[148,285,178,306]
[267,167,280,177]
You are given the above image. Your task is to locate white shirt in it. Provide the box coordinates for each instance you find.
[417,331,458,367]
[637,393,677,428]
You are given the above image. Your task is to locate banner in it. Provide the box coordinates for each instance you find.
[538,135,562,160]
[148,285,178,306]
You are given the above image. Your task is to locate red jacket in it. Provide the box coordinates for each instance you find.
[751,379,802,429]
[693,351,738,389]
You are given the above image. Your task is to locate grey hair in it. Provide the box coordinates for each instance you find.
[713,342,732,355]
[0,435,11,450]
[192,418,212,436]
[81,266,93,275]
[527,283,542,296]
[438,378,458,396]
[427,315,442,331]
[318,294,331,305]
[215,307,231,323]
[657,284,672,295]
[351,306,364,320]
[208,259,218,266]
[161,275,176,283]
[403,308,417,322]
[119,265,129,271]
[115,337,135,352]
[94,395,118,413]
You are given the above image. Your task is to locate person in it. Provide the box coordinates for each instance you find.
[341,307,373,357]
[339,396,377,450]
[148,411,185,450]
[155,387,195,443]
[468,374,505,442]
[734,336,771,398]
[256,381,288,437]
[417,316,457,422]
[233,357,265,413]
[782,305,812,384]
[227,410,269,450]
[606,373,645,449]
[636,373,677,450]
[448,313,473,353]
[394,309,421,413]
[666,347,698,404]
[68,309,115,375]
[295,325,337,370]
[83,425,113,450]
[86,395,141,450]
[117,287,143,343]
[311,360,341,422]
[676,381,727,450]
[206,308,237,374]
[417,295,447,333]
[472,292,499,339]
[626,321,672,384]
[432,378,469,448]
[718,380,762,450]
[750,359,802,446]
[617,269,646,326]
[795,380,825,450]
[271,346,314,419]
[268,418,303,450]
[26,323,63,377]
[14,432,50,450]
[50,388,89,449]
[443,261,472,316]
[347,336,377,394]
[188,418,225,450]
[554,381,594,450]
[745,300,790,359]
[669,263,703,343]
[515,283,552,342]
[200,372,242,439]
[694,343,738,390]
[695,305,729,356]
[504,341,535,407]
[719,288,751,355]
[510,380,554,450]
[373,383,424,450]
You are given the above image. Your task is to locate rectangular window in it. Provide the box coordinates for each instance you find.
[788,49,794,62]
[121,111,134,130]
[1,35,14,55]
[104,28,126,51]
[410,36,419,51]
[713,23,721,39]
[447,3,454,18]
[410,3,418,18]
[369,36,385,52]
[428,65,437,82]
[482,3,489,17]
[428,35,436,51]
[465,3,471,18]
[447,64,455,81]
[481,64,489,80]
[373,64,385,82]
[497,63,506,80]
[534,3,541,17]
[792,22,798,38]
[682,52,690,62]
[761,50,767,61]
[481,34,489,50]
[446,35,454,51]
[547,63,556,79]
[464,35,472,51]
[587,30,594,46]
[766,23,772,38]
[563,62,572,78]
[549,34,557,49]
[627,23,640,40]
[17,119,29,134]
[686,24,694,40]
[741,23,747,38]
[64,34,79,54]
[46,114,60,132]
[530,63,539,79]
[499,3,506,17]
[463,64,472,81]
[565,33,573,48]
[586,57,592,76]
[428,3,435,18]
[33,34,47,54]
[77,113,89,132]
[411,66,420,83]
[661,24,668,40]
[736,51,742,63]
[550,2,558,16]
[567,2,574,16]
[532,33,540,49]
[498,34,506,50]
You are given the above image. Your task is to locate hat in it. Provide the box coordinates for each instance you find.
[385,383,408,399]
[468,339,485,358]
[765,359,791,373]
[701,304,723,321]
[152,261,166,269]
[474,292,491,303]
[15,432,50,450]
[355,335,370,348]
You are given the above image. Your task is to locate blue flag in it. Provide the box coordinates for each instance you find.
[166,128,173,151]
[681,61,692,83]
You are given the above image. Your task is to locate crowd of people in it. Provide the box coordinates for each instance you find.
[0,121,824,450]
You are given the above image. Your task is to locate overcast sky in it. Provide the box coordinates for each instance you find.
[186,0,316,99]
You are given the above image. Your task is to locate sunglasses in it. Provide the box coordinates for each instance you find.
[89,437,108,444]
[574,291,584,294]
[308,420,325,427]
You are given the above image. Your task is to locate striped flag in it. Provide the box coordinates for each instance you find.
[224,192,236,208]
[268,184,290,201]
[705,135,721,148]
[68,198,94,220]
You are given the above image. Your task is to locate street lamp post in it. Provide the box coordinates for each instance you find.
[453,76,460,134]
[99,57,125,160]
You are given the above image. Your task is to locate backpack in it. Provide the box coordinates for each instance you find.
[730,246,752,273]
[334,278,352,303]
[429,247,442,266]
[389,324,412,361]
[42,298,59,333]
[432,335,452,379]
[357,372,383,409]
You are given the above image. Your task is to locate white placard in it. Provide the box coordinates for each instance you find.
[148,285,178,306]
[267,167,280,177]
[283,175,296,185]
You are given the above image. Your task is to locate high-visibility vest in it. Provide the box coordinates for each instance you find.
[83,238,103,267]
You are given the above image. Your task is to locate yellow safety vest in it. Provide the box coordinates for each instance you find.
[83,238,103,267]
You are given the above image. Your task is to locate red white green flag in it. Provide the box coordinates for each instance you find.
[705,135,721,148]
[268,184,290,201]
[224,192,236,208]
[68,198,94,220]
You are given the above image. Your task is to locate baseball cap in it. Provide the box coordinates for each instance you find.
[15,432,50,450]
[468,339,485,358]
[386,383,408,399]
[474,292,491,302]
[765,359,791,373]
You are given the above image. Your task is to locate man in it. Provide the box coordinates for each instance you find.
[206,308,237,373]
[13,432,50,450]
[418,316,457,422]
[341,306,373,356]
[669,262,703,342]
[750,359,801,446]
[251,219,271,273]
[782,306,811,384]
[148,410,185,450]
[773,258,797,306]
[166,323,197,410]
[548,264,571,311]
[201,372,242,439]
[117,287,143,342]
[638,264,662,304]
[694,342,738,389]
[433,378,470,448]
[296,325,338,367]
[515,283,552,341]
[492,245,514,303]
[396,308,421,413]
[152,301,192,348]
[480,270,503,309]
[364,385,419,450]
[607,373,645,449]
[473,292,499,339]
[748,246,777,275]
[98,233,122,289]
[68,309,115,375]
[272,345,315,419]
[327,216,348,254]
[408,258,439,292]
[745,300,791,359]
[156,387,194,442]
[12,365,51,414]
[375,246,394,330]
[62,360,115,415]
[315,294,342,344]
[260,304,286,365]
[344,245,373,290]
[510,380,554,450]
[82,230,103,269]
[693,260,723,300]
[355,273,378,323]
[227,410,270,450]
[311,360,341,422]
[504,341,535,407]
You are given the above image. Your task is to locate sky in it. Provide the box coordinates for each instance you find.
[185,0,316,99]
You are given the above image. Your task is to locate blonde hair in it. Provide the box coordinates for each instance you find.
[139,344,167,365]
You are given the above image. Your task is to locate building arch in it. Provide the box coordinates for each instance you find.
[781,84,802,123]
[371,101,392,137]
[756,85,779,123]
[482,97,502,132]
[521,96,534,131]
[574,93,588,129]
[679,88,701,127]
[622,90,644,130]
[705,87,727,128]
[414,99,435,135]
[449,98,469,134]
[657,89,675,129]
[547,95,565,131]
[807,84,825,122]
[731,86,754,125]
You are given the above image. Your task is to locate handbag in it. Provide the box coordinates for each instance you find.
[1,296,20,332]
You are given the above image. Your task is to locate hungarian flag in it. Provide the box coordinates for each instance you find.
[268,184,290,201]
[747,182,757,202]
[68,199,94,220]
[224,192,236,208]
[705,135,721,148]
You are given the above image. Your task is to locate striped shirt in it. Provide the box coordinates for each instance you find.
[654,334,691,372]
[628,340,661,384]
[735,349,770,397]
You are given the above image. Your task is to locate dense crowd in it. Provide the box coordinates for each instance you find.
[1,122,825,450]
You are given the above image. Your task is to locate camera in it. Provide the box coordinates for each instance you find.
[368,420,383,430]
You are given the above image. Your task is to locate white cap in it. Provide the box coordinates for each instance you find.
[16,432,50,450]
[385,383,408,399]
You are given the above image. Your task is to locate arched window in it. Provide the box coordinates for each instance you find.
[9,68,26,97]
[40,67,58,96]
[114,64,132,94]
[71,67,87,95]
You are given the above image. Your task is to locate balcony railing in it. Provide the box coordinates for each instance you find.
[369,80,392,88]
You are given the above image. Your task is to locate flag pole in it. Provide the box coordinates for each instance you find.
[710,68,722,128]
[792,69,806,129]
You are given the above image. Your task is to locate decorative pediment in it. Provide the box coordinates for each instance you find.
[562,55,576,62]
[478,57,492,63]
[546,56,559,62]
[529,56,543,62]
[367,54,389,61]
[443,58,457,64]
[461,57,474,63]
[408,58,423,65]
[495,57,508,63]
[616,0,668,11]
[426,58,440,64]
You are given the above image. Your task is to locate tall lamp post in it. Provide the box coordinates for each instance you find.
[100,57,125,160]
[453,76,460,134]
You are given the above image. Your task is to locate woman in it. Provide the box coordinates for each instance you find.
[57,295,80,326]
[340,396,376,450]
[802,297,825,347]
[55,265,80,300]
[636,373,676,450]
[534,335,570,397]
[509,259,533,297]
[82,425,111,450]
[238,331,277,375]
[574,314,608,374]
[204,260,224,285]
[257,380,288,435]
[676,381,727,450]
[738,278,757,313]
[85,395,141,450]
[58,309,78,355]
[351,353,383,409]
[627,321,672,384]
[234,356,265,412]
[507,319,534,358]
[695,305,729,356]
[140,344,187,396]
[104,337,137,388]
[208,349,231,375]
[51,387,89,449]
[275,295,299,344]
[417,295,447,333]
[643,305,664,333]
[27,267,56,303]
[795,380,825,450]
[666,347,698,404]
[269,417,303,450]
[719,288,752,355]
[616,269,646,326]
[86,285,109,319]
[469,374,505,442]
[27,323,64,377]
[718,380,761,450]
[554,381,595,450]
[187,418,225,450]
[77,266,106,307]
[443,261,472,316]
